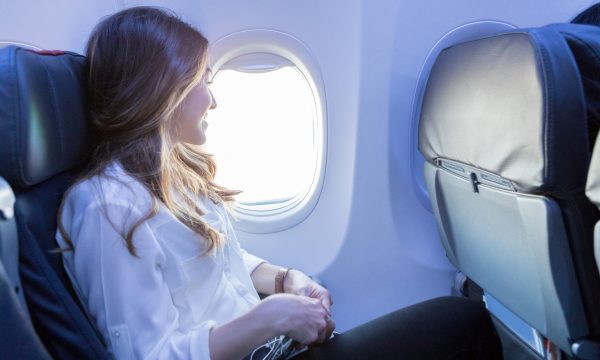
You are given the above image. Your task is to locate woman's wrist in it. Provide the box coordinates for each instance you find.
[253,299,283,335]
[275,267,291,293]
[255,294,295,335]
[283,269,301,294]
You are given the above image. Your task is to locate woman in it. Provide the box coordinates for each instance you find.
[57,6,502,359]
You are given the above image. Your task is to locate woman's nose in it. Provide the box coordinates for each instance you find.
[209,89,217,109]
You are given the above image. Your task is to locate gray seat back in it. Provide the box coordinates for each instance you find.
[419,24,600,357]
[585,135,600,359]
[588,137,600,273]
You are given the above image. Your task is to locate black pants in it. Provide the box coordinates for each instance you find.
[292,296,502,360]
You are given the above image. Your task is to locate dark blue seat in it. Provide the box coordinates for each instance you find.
[0,175,50,359]
[0,46,112,359]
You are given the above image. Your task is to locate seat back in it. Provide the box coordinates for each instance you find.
[584,72,600,358]
[0,176,26,311]
[0,176,50,359]
[0,46,112,359]
[418,24,600,357]
[589,144,600,288]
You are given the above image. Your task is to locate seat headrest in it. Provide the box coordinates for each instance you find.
[419,24,600,194]
[0,46,89,191]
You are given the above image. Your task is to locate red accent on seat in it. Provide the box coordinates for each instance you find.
[31,50,65,56]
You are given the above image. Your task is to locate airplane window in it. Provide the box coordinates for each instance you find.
[205,53,320,214]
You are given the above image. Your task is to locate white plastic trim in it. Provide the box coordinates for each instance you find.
[210,29,327,234]
[0,41,42,50]
[409,21,517,213]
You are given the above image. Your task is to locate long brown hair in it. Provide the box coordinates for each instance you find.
[59,6,239,256]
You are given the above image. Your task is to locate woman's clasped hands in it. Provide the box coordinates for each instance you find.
[257,270,335,348]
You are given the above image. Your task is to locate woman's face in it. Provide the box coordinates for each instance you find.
[172,68,217,145]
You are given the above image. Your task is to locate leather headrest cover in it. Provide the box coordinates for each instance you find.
[0,46,89,191]
[419,25,594,194]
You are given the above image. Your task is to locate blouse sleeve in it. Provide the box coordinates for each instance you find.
[222,212,266,275]
[65,201,216,360]
[239,248,267,275]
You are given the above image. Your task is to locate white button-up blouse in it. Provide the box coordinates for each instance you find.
[56,163,266,359]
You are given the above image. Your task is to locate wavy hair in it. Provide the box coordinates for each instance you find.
[59,6,239,256]
[572,3,600,25]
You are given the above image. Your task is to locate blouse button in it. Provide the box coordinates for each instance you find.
[114,331,120,338]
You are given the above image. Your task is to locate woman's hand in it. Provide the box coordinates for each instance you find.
[256,293,333,347]
[284,270,333,313]
[210,292,332,359]
[283,270,335,343]
[248,263,336,346]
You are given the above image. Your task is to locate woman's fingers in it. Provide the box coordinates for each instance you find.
[319,317,332,343]
[324,314,336,339]
[321,292,333,314]
[287,272,335,322]
[269,294,335,348]
[280,296,328,346]
[307,310,335,347]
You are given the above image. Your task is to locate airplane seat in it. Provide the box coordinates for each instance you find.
[0,175,50,358]
[584,88,600,359]
[0,46,112,359]
[418,24,600,359]
[0,175,27,315]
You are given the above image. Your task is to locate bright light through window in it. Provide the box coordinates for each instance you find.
[204,56,319,211]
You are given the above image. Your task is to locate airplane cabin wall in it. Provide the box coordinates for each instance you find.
[0,1,115,51]
[0,0,597,332]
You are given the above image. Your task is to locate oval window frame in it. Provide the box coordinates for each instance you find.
[209,29,327,234]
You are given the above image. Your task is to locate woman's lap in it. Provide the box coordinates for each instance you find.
[291,296,503,360]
